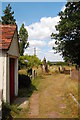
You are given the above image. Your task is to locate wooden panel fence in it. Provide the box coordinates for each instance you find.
[70,69,80,80]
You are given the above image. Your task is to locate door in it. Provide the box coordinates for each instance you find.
[9,58,15,103]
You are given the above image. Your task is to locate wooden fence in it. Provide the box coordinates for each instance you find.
[70,69,80,80]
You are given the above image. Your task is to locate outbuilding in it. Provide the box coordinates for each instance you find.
[0,25,19,104]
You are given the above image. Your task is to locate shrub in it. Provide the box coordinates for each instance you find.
[18,74,31,88]
[18,69,27,75]
[2,101,12,120]
[27,68,32,76]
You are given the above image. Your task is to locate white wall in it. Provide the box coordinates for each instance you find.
[0,51,3,120]
[14,58,18,96]
[0,51,7,102]
[0,31,19,104]
[0,51,3,91]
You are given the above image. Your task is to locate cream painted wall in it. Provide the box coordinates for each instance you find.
[0,51,3,91]
[0,51,7,102]
[14,58,18,96]
[0,30,19,104]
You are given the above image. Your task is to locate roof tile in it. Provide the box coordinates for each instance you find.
[0,25,17,50]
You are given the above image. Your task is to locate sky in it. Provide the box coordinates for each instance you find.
[2,2,66,61]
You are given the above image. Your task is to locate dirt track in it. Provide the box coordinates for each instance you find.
[27,73,78,118]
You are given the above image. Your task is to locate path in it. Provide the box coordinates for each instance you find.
[27,92,39,118]
[27,73,78,118]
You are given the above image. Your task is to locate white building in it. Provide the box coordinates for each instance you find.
[0,25,19,104]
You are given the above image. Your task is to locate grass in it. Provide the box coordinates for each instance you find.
[13,104,30,118]
[32,66,78,118]
[6,65,78,118]
[38,73,78,118]
[2,101,22,119]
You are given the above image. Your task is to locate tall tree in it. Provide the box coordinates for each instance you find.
[1,4,16,24]
[19,23,29,56]
[51,2,80,66]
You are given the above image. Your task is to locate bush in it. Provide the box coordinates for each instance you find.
[18,69,27,75]
[27,68,32,76]
[18,74,31,88]
[2,101,12,120]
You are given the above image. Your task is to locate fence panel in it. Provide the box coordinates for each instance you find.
[71,69,80,80]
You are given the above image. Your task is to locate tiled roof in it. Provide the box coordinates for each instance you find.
[0,25,17,50]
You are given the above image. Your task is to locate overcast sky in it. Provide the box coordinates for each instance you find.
[2,2,66,61]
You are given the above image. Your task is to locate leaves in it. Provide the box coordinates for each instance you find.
[19,23,29,56]
[51,1,80,65]
[18,54,42,69]
[1,4,16,25]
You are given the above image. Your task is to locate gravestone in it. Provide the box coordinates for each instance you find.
[62,67,65,73]
[58,67,60,72]
[32,70,37,79]
[43,57,48,72]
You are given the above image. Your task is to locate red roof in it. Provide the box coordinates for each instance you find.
[0,25,17,50]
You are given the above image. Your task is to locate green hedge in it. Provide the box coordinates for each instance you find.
[18,74,31,88]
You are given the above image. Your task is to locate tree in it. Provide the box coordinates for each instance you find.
[18,54,42,69]
[19,23,29,56]
[1,4,16,24]
[51,2,80,66]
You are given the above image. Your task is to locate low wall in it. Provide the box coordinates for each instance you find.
[71,69,80,80]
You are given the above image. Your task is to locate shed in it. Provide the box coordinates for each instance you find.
[0,25,19,104]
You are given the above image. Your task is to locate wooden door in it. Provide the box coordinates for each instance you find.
[9,58,15,103]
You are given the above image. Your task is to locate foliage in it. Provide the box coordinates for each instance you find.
[19,23,29,56]
[2,101,12,120]
[27,68,32,76]
[18,73,31,88]
[1,4,16,25]
[51,2,80,65]
[2,101,22,119]
[47,61,68,66]
[47,61,53,66]
[18,54,42,70]
[55,62,68,66]
[18,70,37,98]
[18,69,27,75]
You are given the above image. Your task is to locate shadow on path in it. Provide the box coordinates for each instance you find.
[13,83,38,109]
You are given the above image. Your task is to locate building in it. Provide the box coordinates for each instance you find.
[0,25,19,104]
